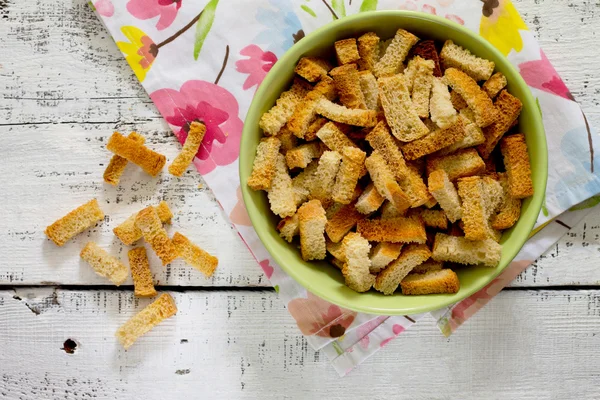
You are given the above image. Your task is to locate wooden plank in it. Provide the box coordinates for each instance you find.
[1,288,600,398]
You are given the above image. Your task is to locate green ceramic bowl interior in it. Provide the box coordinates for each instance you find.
[240,11,547,315]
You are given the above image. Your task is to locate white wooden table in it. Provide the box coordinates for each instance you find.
[1,0,600,398]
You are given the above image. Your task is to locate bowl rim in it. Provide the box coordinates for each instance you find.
[240,10,548,315]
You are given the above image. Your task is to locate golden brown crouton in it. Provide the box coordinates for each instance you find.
[440,40,495,81]
[374,243,431,295]
[380,201,406,219]
[80,242,128,286]
[365,151,411,212]
[277,214,299,243]
[411,259,444,274]
[285,142,323,169]
[329,63,358,77]
[482,72,507,99]
[294,57,332,82]
[432,233,501,267]
[169,121,206,177]
[373,29,419,77]
[327,239,347,262]
[335,38,361,65]
[288,77,337,139]
[316,121,357,151]
[402,117,466,160]
[355,183,385,215]
[45,199,104,246]
[401,269,460,295]
[342,232,375,292]
[478,90,523,158]
[315,98,377,127]
[491,173,522,230]
[444,68,496,128]
[411,56,435,118]
[437,112,485,155]
[457,176,498,241]
[426,148,485,181]
[297,199,327,261]
[410,40,442,77]
[106,132,166,177]
[332,147,366,204]
[357,216,426,243]
[172,232,218,277]
[267,154,297,218]
[135,206,178,266]
[259,79,312,135]
[103,132,145,185]
[304,117,329,142]
[369,242,403,273]
[358,71,379,110]
[500,134,534,199]
[276,125,298,153]
[247,137,282,191]
[418,209,448,230]
[128,247,157,297]
[357,32,381,71]
[428,170,462,223]
[333,69,367,109]
[113,201,173,246]
[450,90,468,110]
[325,200,366,243]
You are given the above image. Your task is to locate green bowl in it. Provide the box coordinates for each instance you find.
[240,11,547,315]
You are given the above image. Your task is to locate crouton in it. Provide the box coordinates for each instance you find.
[276,125,298,153]
[80,242,128,286]
[426,148,485,181]
[287,77,337,139]
[297,199,327,261]
[172,232,219,277]
[103,132,145,185]
[374,244,431,295]
[327,239,346,262]
[329,63,358,77]
[491,173,522,230]
[369,242,403,273]
[440,40,495,81]
[259,79,312,135]
[325,200,366,243]
[437,112,485,155]
[380,201,406,219]
[444,68,496,128]
[291,160,319,207]
[268,154,297,217]
[357,216,426,243]
[419,209,448,230]
[113,201,173,246]
[45,199,104,246]
[334,69,367,109]
[304,117,328,142]
[411,259,444,274]
[277,214,299,243]
[478,90,523,158]
[247,137,282,191]
[429,78,457,129]
[373,29,419,77]
[411,56,435,118]
[342,232,375,292]
[404,57,418,94]
[481,175,504,216]
[428,170,462,223]
[355,183,385,214]
[500,134,534,199]
[457,176,499,241]
[128,247,157,297]
[357,32,381,71]
[106,132,166,177]
[315,98,377,127]
[169,121,206,177]
[378,74,430,142]
[410,40,442,77]
[135,206,178,266]
[401,269,460,295]
[432,233,501,267]
[311,151,342,202]
[450,90,468,110]
[335,38,361,65]
[115,293,177,350]
[294,57,332,82]
[332,147,366,204]
[317,121,357,151]
[402,117,466,160]
[365,151,411,212]
[285,142,323,169]
[482,72,507,99]
[358,71,379,110]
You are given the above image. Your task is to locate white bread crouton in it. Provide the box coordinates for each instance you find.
[276,125,298,153]
[294,57,332,82]
[169,121,206,177]
[440,40,495,81]
[373,29,419,77]
[481,175,504,216]
[173,232,219,277]
[432,233,501,267]
[478,90,523,158]
[334,69,367,109]
[113,201,173,246]
[370,242,402,273]
[428,170,462,223]
[426,148,485,181]
[106,132,166,177]
[288,77,337,139]
[259,79,311,135]
[491,173,522,230]
[342,232,375,292]
[45,199,104,246]
[411,259,443,274]
[357,216,426,243]
[437,112,485,155]
[311,151,343,202]
[325,200,366,243]
[268,154,297,217]
[482,72,507,99]
[374,243,431,295]
[104,132,145,185]
[315,97,377,127]
[277,214,299,243]
[380,201,406,219]
[135,206,178,266]
[128,247,157,298]
[429,78,457,129]
[80,242,128,286]
[402,117,466,160]
[418,209,448,230]
[457,176,498,241]
[365,151,411,212]
[304,117,328,142]
[335,38,360,65]
[316,121,357,151]
[291,160,319,207]
[444,68,496,128]
[332,147,366,204]
[297,199,327,261]
[355,183,385,214]
[327,240,346,262]
[358,71,379,110]
[357,32,381,71]
[401,269,460,295]
[404,57,418,94]
[500,134,534,199]
[247,136,282,191]
[285,142,323,169]
[411,56,435,118]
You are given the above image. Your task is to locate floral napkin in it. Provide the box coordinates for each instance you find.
[92,0,600,376]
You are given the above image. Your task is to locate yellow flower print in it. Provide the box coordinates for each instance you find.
[116,26,157,82]
[479,0,528,56]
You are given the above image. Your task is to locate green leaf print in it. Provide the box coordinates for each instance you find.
[301,4,317,17]
[359,0,378,12]
[569,195,600,211]
[331,0,346,17]
[193,0,219,60]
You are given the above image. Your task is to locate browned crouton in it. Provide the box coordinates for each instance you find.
[500,134,534,199]
[482,72,507,99]
[333,69,367,109]
[106,132,166,177]
[440,40,495,81]
[45,199,104,246]
[325,200,366,243]
[402,117,466,160]
[259,79,312,136]
[432,233,501,267]
[373,29,419,77]
[315,98,377,127]
[410,40,442,77]
[103,132,145,185]
[478,90,523,158]
[332,147,366,204]
[374,244,431,295]
[247,137,281,191]
[365,151,411,212]
[401,269,460,295]
[295,57,332,82]
[428,170,462,223]
[135,206,178,266]
[444,68,496,128]
[335,38,360,65]
[357,216,426,243]
[426,148,485,181]
[357,32,381,71]
[169,121,206,177]
[128,247,157,297]
[173,232,218,277]
[80,242,129,286]
[297,200,327,261]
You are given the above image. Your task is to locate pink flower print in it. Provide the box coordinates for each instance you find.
[399,1,418,11]
[445,14,465,25]
[422,4,437,14]
[94,0,114,17]
[288,292,357,338]
[127,0,182,31]
[356,316,388,349]
[259,259,274,279]
[380,324,405,348]
[519,50,574,100]
[138,36,158,69]
[229,186,251,226]
[150,80,243,175]
[235,45,277,91]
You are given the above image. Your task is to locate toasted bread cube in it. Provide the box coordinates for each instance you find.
[501,134,534,199]
[335,38,360,65]
[276,125,298,153]
[311,151,343,202]
[135,207,178,266]
[440,40,495,82]
[325,200,366,243]
[329,63,358,77]
[259,79,312,135]
[481,175,504,216]
[404,57,419,94]
[482,72,507,99]
[169,121,206,177]
[128,247,157,298]
[457,176,498,241]
[247,137,282,191]
[380,201,406,219]
[327,239,347,262]
[294,57,332,82]
[285,142,323,169]
[268,154,297,217]
[401,269,460,295]
[365,151,411,212]
[402,117,466,160]
[411,259,444,274]
[378,74,430,142]
[478,90,523,158]
[115,293,177,350]
[373,29,419,77]
[45,199,104,246]
[370,242,403,274]
[104,132,145,185]
[291,160,319,207]
[277,214,299,243]
[411,56,435,118]
[355,183,385,214]
[342,232,375,292]
[444,68,496,128]
[437,112,485,155]
[113,201,173,246]
[411,40,442,77]
[491,173,522,230]
[429,78,457,129]
[172,232,218,277]
[288,77,337,138]
[358,71,379,110]
[106,132,166,177]
[419,209,448,230]
[80,242,128,286]
[334,69,367,109]
[304,117,328,142]
[426,148,485,181]
[332,147,366,204]
[357,32,381,71]
[315,98,377,127]
[450,90,468,110]
[317,121,358,151]
[432,233,501,267]
[374,243,431,295]
[428,170,462,223]
[297,200,327,261]
[357,216,426,243]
